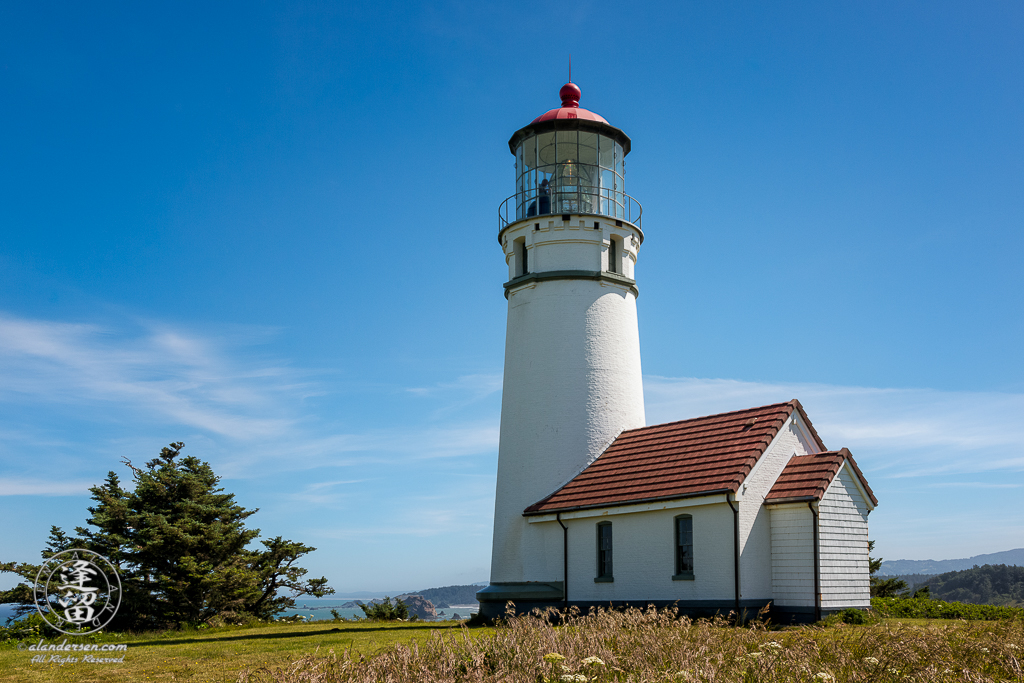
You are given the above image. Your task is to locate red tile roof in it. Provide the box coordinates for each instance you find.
[765,448,878,506]
[524,399,826,515]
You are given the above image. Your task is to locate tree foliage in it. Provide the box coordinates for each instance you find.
[920,564,1024,607]
[0,443,333,630]
[872,595,1024,620]
[359,597,410,621]
[868,540,908,598]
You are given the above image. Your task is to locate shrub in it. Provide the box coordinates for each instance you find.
[872,596,1024,620]
[359,597,409,621]
[0,612,45,643]
[821,608,878,626]
[275,615,307,624]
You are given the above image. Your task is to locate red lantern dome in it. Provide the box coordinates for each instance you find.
[531,82,609,124]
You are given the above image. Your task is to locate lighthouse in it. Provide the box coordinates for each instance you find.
[475,83,878,624]
[478,83,646,618]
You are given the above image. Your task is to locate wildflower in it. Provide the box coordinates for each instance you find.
[544,653,566,664]
[980,647,989,653]
[761,641,783,651]
[863,657,879,665]
[560,675,588,683]
[746,652,763,659]
[814,674,834,682]
[889,669,900,675]
[582,656,606,666]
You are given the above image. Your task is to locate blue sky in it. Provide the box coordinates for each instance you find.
[1,1,1021,593]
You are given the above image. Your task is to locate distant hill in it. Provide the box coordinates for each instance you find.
[919,564,1024,607]
[879,548,1024,576]
[409,585,481,607]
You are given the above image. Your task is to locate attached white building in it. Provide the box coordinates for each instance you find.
[478,84,877,623]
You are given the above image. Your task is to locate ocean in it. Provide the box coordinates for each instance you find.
[278,598,479,622]
[1,600,479,625]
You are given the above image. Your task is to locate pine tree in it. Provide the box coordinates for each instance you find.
[868,540,908,598]
[359,597,410,621]
[0,525,77,621]
[1,442,333,630]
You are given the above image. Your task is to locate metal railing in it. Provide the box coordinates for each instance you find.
[498,188,642,230]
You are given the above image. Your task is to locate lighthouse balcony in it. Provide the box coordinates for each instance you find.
[498,187,642,231]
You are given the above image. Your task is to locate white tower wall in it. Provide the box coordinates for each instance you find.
[489,215,646,587]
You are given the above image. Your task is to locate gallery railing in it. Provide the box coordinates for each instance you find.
[498,188,643,230]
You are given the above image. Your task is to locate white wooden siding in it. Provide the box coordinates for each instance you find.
[738,417,817,600]
[769,504,814,607]
[818,466,870,609]
[553,501,735,603]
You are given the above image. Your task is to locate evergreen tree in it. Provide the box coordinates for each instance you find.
[359,597,410,621]
[868,540,908,598]
[0,526,77,621]
[1,443,333,630]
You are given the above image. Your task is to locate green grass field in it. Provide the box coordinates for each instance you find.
[2,612,1022,683]
[0,620,484,682]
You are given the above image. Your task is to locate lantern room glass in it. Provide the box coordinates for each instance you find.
[515,132,625,221]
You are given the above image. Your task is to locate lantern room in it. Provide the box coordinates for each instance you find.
[499,83,641,228]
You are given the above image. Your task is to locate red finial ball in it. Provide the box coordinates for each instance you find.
[559,82,581,108]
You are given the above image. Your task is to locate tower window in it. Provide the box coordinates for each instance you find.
[608,237,619,274]
[673,515,694,580]
[595,522,613,581]
[514,238,528,277]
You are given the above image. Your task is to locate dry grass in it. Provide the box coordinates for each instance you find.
[239,606,1024,683]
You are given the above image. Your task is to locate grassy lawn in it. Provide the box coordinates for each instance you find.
[882,617,976,627]
[0,620,485,683]
[3,613,1022,682]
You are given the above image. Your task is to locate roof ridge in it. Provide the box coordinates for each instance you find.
[618,401,795,435]
[607,438,775,458]
[617,423,783,444]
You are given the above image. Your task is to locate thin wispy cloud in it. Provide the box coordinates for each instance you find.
[214,423,499,478]
[307,479,367,491]
[927,482,1021,489]
[0,312,500,493]
[0,314,301,440]
[0,478,99,496]
[312,497,494,539]
[407,374,502,398]
[407,374,503,418]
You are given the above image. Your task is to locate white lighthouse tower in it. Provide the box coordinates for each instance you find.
[478,83,646,618]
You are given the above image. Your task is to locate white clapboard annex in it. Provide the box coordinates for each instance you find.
[478,83,877,624]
